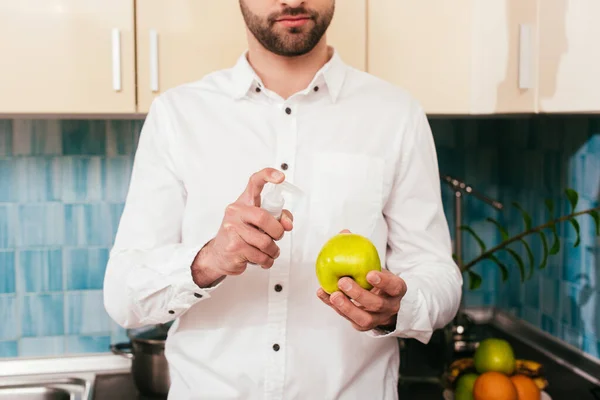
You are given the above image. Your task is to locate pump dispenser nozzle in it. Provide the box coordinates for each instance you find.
[261,181,304,220]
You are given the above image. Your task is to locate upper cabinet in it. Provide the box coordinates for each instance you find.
[367,0,538,115]
[327,0,366,71]
[0,0,136,114]
[537,0,600,113]
[136,0,248,113]
[1,1,598,115]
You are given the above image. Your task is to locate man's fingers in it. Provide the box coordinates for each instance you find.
[243,244,275,269]
[235,222,280,258]
[328,291,379,331]
[241,206,285,240]
[337,277,388,313]
[316,288,358,325]
[280,209,294,232]
[239,168,285,206]
[367,270,407,298]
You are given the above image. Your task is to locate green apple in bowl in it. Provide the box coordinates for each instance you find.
[315,232,382,294]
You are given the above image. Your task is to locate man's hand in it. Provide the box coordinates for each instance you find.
[316,230,406,332]
[192,168,294,287]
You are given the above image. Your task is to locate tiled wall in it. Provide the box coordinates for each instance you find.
[0,119,143,357]
[0,116,598,360]
[433,116,600,359]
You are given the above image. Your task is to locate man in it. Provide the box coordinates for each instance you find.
[103,0,463,399]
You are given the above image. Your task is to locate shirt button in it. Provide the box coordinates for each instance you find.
[285,107,292,115]
[194,293,203,299]
[168,310,175,314]
[314,86,319,92]
[274,284,283,292]
[255,87,261,93]
[280,163,288,171]
[273,344,280,351]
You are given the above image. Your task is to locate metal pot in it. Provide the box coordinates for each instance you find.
[111,326,171,397]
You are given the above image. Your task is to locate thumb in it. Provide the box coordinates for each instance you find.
[238,168,285,206]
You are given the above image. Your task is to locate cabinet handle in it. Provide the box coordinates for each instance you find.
[518,24,532,90]
[150,29,159,92]
[112,28,122,92]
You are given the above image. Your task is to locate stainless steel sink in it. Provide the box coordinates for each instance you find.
[0,377,92,400]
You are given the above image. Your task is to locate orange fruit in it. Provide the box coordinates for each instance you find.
[473,371,518,400]
[510,375,541,400]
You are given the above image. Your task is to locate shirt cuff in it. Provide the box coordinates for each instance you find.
[128,244,225,323]
[366,275,434,344]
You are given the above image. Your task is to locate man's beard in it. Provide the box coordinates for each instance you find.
[239,1,334,57]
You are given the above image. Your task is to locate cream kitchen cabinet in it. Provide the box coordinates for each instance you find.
[135,1,248,113]
[0,0,136,114]
[538,0,600,113]
[367,0,538,115]
[136,0,367,113]
[327,0,367,71]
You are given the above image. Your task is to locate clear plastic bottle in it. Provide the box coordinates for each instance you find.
[260,181,304,220]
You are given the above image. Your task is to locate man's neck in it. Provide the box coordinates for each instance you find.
[246,38,332,99]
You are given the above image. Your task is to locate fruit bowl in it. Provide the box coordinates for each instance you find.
[442,389,552,400]
[443,358,549,391]
[443,338,550,400]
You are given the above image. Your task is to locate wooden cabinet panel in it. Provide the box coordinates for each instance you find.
[136,0,248,113]
[538,0,600,113]
[367,0,538,115]
[0,0,136,114]
[327,0,366,71]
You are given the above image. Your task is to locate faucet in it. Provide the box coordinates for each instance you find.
[440,174,504,267]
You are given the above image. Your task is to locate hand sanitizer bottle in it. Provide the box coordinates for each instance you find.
[261,181,304,220]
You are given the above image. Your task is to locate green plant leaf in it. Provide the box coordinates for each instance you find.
[500,247,525,282]
[486,217,509,241]
[467,270,482,290]
[565,189,579,213]
[537,231,549,269]
[512,202,533,230]
[589,210,600,236]
[548,224,560,255]
[568,218,581,247]
[545,199,554,217]
[519,239,535,279]
[459,226,487,252]
[486,254,509,282]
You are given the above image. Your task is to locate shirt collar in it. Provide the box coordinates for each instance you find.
[230,47,347,103]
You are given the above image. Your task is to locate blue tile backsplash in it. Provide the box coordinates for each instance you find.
[0,118,140,357]
[433,116,600,359]
[0,115,598,361]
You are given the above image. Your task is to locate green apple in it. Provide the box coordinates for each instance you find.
[454,373,478,400]
[315,233,382,294]
[473,338,516,375]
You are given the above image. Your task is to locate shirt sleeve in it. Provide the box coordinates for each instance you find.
[103,97,222,329]
[368,103,463,343]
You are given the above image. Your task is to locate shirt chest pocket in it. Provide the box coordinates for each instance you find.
[303,152,384,259]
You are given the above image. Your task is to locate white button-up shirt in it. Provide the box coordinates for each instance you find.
[104,49,463,400]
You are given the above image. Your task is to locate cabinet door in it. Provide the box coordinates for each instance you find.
[136,0,248,113]
[327,0,366,71]
[368,0,473,114]
[471,0,538,114]
[367,0,537,115]
[0,1,136,114]
[538,0,600,112]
